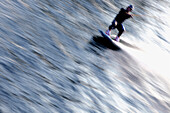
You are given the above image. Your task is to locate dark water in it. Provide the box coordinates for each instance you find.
[0,0,170,113]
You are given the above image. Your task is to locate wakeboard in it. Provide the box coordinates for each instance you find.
[99,30,118,43]
[98,30,139,50]
[98,30,120,50]
[98,30,139,49]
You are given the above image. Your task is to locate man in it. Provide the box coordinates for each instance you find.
[105,5,134,42]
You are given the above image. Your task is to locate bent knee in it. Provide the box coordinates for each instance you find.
[119,28,125,33]
[122,26,125,32]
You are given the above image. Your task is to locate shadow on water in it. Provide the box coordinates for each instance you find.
[91,36,121,51]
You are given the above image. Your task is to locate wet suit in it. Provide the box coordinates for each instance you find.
[108,8,132,37]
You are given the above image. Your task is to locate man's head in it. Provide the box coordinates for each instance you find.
[127,5,133,12]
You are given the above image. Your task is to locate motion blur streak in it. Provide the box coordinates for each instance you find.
[0,0,170,113]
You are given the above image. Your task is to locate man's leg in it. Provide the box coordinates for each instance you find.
[114,24,125,42]
[106,20,117,36]
[117,24,125,37]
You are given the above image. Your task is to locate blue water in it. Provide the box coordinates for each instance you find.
[0,0,170,113]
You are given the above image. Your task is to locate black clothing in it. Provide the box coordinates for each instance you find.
[109,20,125,37]
[108,8,132,37]
[114,8,132,24]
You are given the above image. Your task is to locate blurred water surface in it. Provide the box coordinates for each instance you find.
[0,0,170,113]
